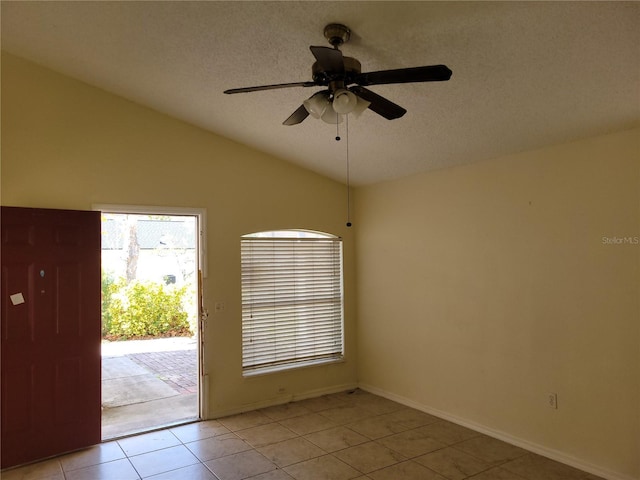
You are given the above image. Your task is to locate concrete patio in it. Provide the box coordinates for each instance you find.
[101,337,199,439]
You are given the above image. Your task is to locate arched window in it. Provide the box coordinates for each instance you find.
[241,230,344,375]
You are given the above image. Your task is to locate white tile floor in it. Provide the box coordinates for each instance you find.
[1,390,605,480]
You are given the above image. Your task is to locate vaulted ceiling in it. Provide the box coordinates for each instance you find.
[2,1,638,185]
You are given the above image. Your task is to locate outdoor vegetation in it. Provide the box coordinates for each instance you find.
[101,213,197,341]
[102,272,192,340]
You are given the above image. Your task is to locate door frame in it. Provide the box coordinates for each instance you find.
[93,204,208,421]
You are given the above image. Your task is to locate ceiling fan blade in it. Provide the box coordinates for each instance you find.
[310,46,344,73]
[283,105,310,126]
[350,86,406,120]
[224,81,316,94]
[355,65,452,86]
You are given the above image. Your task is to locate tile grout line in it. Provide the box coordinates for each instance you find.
[6,391,606,480]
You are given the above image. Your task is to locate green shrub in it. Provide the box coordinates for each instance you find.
[103,280,192,339]
[101,270,117,336]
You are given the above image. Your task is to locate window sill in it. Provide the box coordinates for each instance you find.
[242,356,345,378]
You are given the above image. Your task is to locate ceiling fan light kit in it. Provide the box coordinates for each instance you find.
[320,105,342,125]
[302,89,369,124]
[303,92,330,119]
[224,23,452,126]
[332,89,357,114]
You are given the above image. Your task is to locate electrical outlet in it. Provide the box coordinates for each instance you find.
[547,392,558,409]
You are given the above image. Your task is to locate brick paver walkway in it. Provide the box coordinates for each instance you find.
[128,350,198,395]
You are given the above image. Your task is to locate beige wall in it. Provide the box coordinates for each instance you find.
[355,128,640,479]
[1,52,357,416]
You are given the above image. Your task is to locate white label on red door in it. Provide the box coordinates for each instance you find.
[10,293,25,306]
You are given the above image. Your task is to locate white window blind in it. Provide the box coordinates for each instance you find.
[241,230,344,374]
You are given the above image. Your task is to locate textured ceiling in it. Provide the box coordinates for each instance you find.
[2,1,639,185]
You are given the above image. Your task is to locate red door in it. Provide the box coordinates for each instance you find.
[1,206,101,468]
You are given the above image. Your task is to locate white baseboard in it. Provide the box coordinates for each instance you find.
[358,383,636,480]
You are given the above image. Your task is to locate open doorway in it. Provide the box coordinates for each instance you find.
[97,206,204,439]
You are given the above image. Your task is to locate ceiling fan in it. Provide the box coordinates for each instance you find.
[224,24,452,125]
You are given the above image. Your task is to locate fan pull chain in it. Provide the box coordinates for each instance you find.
[345,114,352,227]
[333,114,351,227]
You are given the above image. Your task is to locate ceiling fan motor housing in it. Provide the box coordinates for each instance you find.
[312,56,361,88]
